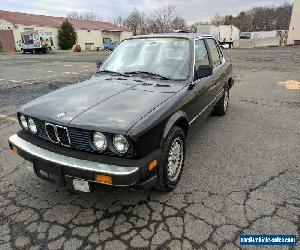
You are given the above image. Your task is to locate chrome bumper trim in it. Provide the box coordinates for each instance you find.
[8,134,139,176]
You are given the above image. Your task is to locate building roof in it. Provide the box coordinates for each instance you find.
[0,10,128,32]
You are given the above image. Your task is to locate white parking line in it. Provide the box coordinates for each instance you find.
[0,114,17,122]
[4,70,93,87]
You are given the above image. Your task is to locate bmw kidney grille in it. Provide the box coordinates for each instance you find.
[45,123,70,146]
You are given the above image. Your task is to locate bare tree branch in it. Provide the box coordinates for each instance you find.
[171,16,187,31]
[67,11,102,21]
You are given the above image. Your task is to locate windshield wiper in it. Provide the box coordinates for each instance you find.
[124,71,172,80]
[97,70,128,77]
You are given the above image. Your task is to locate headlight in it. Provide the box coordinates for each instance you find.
[93,132,107,151]
[20,114,28,130]
[28,117,37,134]
[113,135,129,154]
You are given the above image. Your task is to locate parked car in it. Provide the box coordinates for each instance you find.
[103,37,117,51]
[9,33,234,192]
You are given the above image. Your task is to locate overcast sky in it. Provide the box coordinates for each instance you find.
[1,0,293,23]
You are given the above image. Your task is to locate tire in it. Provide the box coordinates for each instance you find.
[214,87,229,116]
[156,126,186,192]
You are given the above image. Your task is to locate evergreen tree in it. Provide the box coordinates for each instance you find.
[57,20,77,50]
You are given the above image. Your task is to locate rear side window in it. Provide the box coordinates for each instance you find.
[195,39,209,68]
[206,39,222,67]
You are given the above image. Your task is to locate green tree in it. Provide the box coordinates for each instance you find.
[57,20,77,50]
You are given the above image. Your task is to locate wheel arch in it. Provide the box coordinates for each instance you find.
[160,110,189,147]
[227,77,234,89]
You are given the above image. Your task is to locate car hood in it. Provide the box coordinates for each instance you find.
[20,75,182,133]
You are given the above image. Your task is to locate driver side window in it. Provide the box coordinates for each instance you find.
[195,39,209,68]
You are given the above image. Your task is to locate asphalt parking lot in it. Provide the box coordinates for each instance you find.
[0,47,299,250]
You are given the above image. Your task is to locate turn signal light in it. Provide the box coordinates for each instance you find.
[148,160,158,171]
[11,146,18,154]
[95,174,112,184]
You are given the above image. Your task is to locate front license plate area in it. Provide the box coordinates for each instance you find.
[73,179,91,192]
[33,159,65,185]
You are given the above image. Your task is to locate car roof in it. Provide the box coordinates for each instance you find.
[130,33,213,40]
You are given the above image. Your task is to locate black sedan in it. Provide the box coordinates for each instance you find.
[8,33,234,192]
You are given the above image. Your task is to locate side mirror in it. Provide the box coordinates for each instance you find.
[96,60,102,69]
[195,65,213,80]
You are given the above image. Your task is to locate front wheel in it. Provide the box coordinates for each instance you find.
[214,88,229,115]
[156,126,185,192]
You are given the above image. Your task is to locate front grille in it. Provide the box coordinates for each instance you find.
[56,126,70,146]
[68,127,92,151]
[31,117,133,157]
[45,123,58,143]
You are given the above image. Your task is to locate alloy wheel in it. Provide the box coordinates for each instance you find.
[167,137,184,182]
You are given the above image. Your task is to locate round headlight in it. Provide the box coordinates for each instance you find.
[20,114,28,130]
[93,132,107,151]
[28,117,37,134]
[113,135,129,154]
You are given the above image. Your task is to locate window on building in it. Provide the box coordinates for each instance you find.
[85,43,94,51]
[24,27,34,31]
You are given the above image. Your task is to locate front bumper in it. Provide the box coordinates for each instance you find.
[8,134,160,187]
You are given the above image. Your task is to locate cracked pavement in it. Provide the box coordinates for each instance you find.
[0,47,299,249]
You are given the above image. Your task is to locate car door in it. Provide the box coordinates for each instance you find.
[185,38,214,123]
[205,38,226,99]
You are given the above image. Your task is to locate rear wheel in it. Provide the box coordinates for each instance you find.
[214,87,229,115]
[156,126,185,191]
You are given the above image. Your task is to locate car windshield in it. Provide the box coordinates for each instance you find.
[99,38,190,80]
